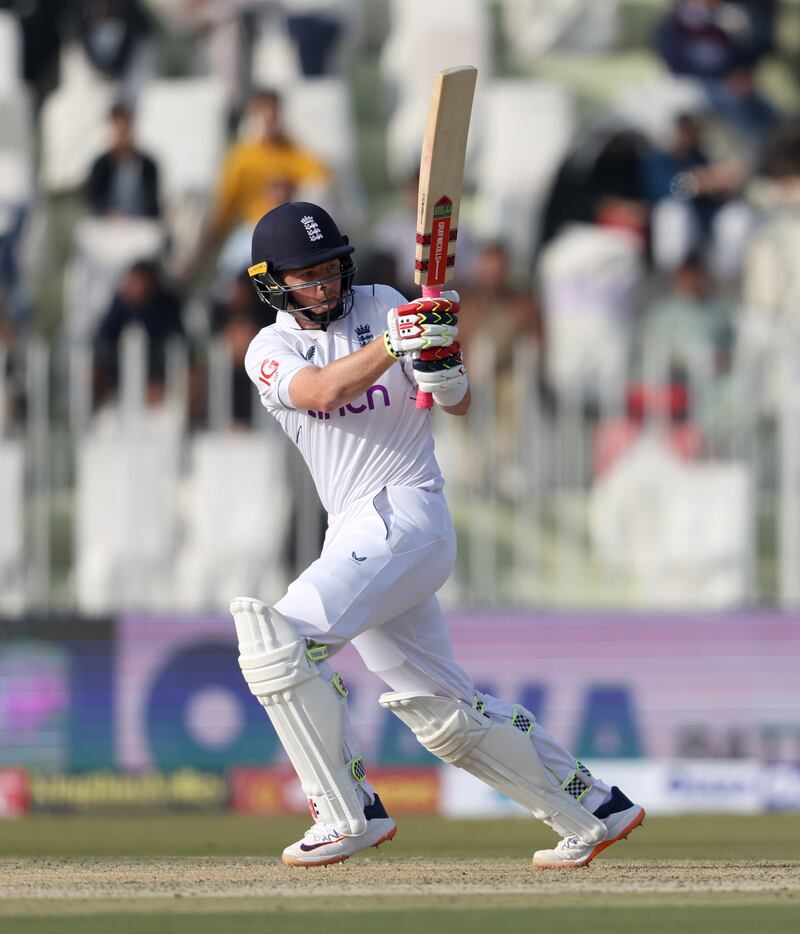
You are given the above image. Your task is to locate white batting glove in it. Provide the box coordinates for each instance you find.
[385,290,460,356]
[413,349,469,407]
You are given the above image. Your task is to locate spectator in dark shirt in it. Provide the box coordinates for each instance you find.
[654,1,780,159]
[0,293,24,430]
[0,0,63,111]
[93,260,185,402]
[86,103,160,219]
[538,124,651,256]
[642,112,743,269]
[655,0,747,80]
[209,268,272,427]
[67,0,156,103]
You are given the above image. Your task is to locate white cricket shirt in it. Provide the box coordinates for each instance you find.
[244,284,444,516]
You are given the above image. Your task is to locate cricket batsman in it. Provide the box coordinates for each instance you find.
[231,201,645,868]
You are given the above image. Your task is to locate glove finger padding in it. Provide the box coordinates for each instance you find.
[413,348,469,406]
[386,291,460,354]
[413,343,462,371]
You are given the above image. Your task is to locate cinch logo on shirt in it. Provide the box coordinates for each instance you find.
[301,215,323,242]
[308,384,389,420]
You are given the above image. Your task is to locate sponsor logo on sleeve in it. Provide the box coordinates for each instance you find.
[258,359,279,386]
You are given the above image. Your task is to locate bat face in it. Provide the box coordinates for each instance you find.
[415,66,478,291]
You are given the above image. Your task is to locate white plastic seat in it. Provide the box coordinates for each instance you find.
[472,79,575,274]
[0,150,33,209]
[134,77,227,267]
[283,78,355,180]
[39,70,115,194]
[0,11,22,94]
[64,216,166,343]
[381,0,491,98]
[381,0,492,184]
[251,19,302,90]
[135,78,227,196]
[0,89,33,158]
[591,438,751,607]
[0,440,24,612]
[501,0,619,60]
[612,74,707,147]
[75,429,181,613]
[282,77,364,230]
[660,462,750,606]
[175,432,291,610]
[0,87,37,323]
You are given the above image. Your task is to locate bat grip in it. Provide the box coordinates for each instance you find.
[415,285,441,410]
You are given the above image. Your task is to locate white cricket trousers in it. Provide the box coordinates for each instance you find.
[275,485,610,813]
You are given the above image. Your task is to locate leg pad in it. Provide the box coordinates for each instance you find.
[380,690,605,843]
[231,597,367,836]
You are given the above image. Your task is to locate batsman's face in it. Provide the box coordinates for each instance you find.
[282,260,342,315]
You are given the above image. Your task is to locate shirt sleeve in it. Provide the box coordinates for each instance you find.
[244,329,312,411]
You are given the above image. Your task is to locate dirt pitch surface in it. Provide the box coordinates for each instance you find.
[2,858,799,915]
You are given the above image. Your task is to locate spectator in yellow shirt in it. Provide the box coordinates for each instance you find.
[194,88,331,288]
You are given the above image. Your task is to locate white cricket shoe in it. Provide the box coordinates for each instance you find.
[282,794,397,867]
[532,786,645,869]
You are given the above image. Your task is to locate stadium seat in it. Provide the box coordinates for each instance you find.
[75,428,181,613]
[611,72,707,146]
[472,79,575,275]
[63,216,166,343]
[381,0,491,99]
[524,50,663,114]
[39,83,115,195]
[135,78,226,196]
[0,440,24,613]
[381,0,492,183]
[0,150,33,210]
[251,18,302,90]
[0,87,36,322]
[591,438,751,607]
[174,432,291,611]
[134,77,227,269]
[0,88,33,158]
[282,77,365,231]
[0,11,21,94]
[501,0,620,60]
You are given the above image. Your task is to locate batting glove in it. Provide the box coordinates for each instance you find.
[385,290,460,356]
[413,345,469,407]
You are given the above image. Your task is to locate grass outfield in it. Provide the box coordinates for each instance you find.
[1,814,799,933]
[3,812,800,859]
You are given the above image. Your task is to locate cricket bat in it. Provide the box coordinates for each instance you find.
[414,65,478,409]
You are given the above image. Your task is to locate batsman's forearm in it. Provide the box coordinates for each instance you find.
[288,337,397,412]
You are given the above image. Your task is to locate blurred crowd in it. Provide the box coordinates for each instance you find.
[1,0,800,454]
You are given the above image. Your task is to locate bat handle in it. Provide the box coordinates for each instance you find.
[415,285,441,410]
